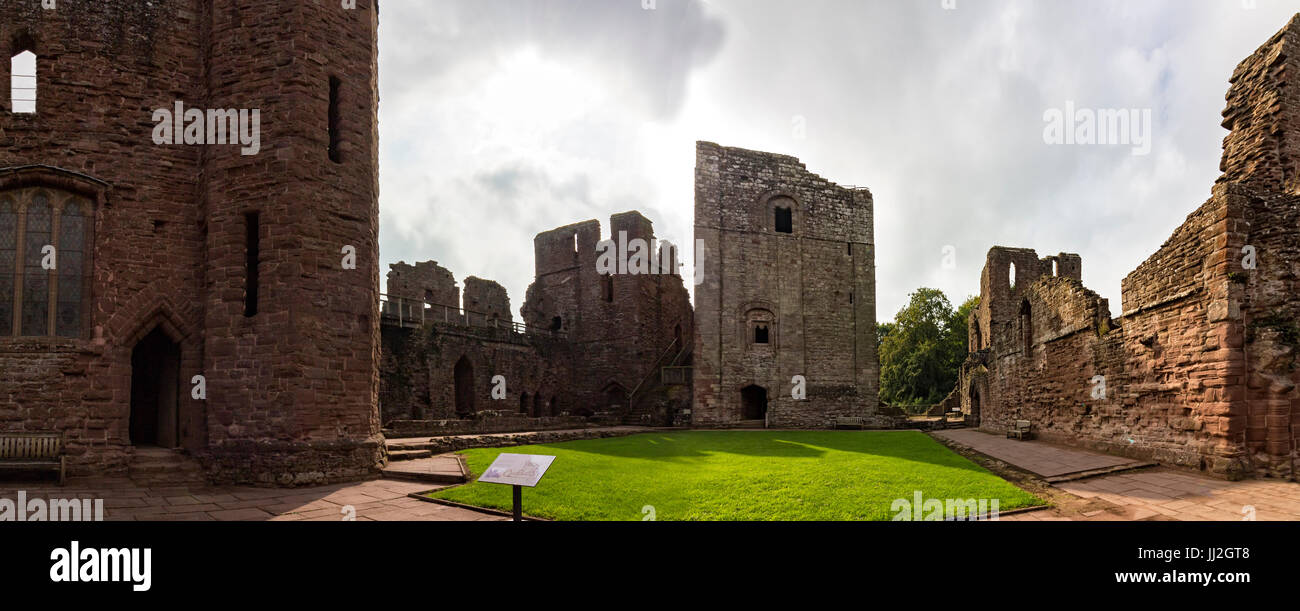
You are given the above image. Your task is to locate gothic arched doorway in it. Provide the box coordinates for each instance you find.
[130,327,181,448]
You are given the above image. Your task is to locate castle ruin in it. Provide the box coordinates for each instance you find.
[958,15,1300,480]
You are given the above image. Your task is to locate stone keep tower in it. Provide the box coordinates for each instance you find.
[0,1,382,485]
[692,142,879,428]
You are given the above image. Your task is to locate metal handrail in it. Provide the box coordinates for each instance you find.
[626,337,681,414]
[378,293,565,338]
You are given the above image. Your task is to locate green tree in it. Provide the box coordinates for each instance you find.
[879,289,979,406]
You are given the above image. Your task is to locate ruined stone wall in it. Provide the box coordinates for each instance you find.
[388,260,458,306]
[0,0,384,485]
[522,212,693,419]
[963,189,1283,478]
[379,323,573,424]
[463,276,511,326]
[956,15,1300,480]
[1219,14,1300,196]
[692,142,878,428]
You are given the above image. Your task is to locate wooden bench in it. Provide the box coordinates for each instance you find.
[835,417,868,430]
[0,433,66,485]
[1006,420,1033,441]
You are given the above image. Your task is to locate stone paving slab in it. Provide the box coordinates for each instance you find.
[934,429,1139,477]
[0,478,504,522]
[999,468,1300,521]
[380,454,467,484]
[931,430,1300,521]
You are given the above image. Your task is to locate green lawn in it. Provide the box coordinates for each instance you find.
[427,431,1044,521]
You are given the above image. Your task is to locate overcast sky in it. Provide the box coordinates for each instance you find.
[376,0,1299,323]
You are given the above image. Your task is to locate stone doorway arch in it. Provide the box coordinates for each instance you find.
[130,326,181,448]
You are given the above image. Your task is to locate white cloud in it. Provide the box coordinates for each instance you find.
[377,0,1299,321]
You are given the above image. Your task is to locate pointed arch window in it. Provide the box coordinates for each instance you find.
[1,187,95,338]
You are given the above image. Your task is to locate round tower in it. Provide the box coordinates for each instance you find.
[198,0,383,484]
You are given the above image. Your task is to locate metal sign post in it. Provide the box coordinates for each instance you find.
[512,485,523,522]
[478,453,556,522]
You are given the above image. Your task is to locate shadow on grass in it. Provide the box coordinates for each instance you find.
[527,430,992,475]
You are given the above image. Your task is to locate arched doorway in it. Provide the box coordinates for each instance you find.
[130,327,181,448]
[454,356,475,417]
[968,385,982,428]
[602,382,628,413]
[740,385,767,422]
[519,392,529,416]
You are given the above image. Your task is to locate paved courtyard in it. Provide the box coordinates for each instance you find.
[934,429,1143,478]
[1,477,503,522]
[935,429,1300,521]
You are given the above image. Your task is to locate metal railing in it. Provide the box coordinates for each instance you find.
[660,366,691,386]
[378,293,566,338]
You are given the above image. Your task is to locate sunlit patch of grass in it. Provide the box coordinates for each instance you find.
[427,431,1043,521]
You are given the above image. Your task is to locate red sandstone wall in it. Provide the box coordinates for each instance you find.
[0,1,207,476]
[195,0,382,485]
[0,1,384,484]
[1219,14,1300,196]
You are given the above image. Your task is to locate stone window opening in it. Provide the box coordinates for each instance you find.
[1052,259,1059,277]
[1020,299,1032,354]
[243,211,260,318]
[550,316,562,331]
[744,307,776,349]
[774,206,793,234]
[328,76,342,163]
[602,273,614,303]
[0,188,95,338]
[1008,262,1016,290]
[10,50,36,114]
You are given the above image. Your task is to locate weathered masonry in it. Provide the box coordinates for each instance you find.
[0,1,384,485]
[959,14,1300,480]
[692,142,881,428]
[379,211,695,434]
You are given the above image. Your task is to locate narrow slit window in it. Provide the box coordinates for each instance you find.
[244,212,260,317]
[602,274,614,303]
[774,207,793,234]
[328,76,342,163]
[10,51,36,114]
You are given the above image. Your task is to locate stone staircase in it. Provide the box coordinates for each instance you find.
[128,447,207,487]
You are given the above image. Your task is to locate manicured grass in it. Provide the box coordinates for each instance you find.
[427,431,1044,521]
